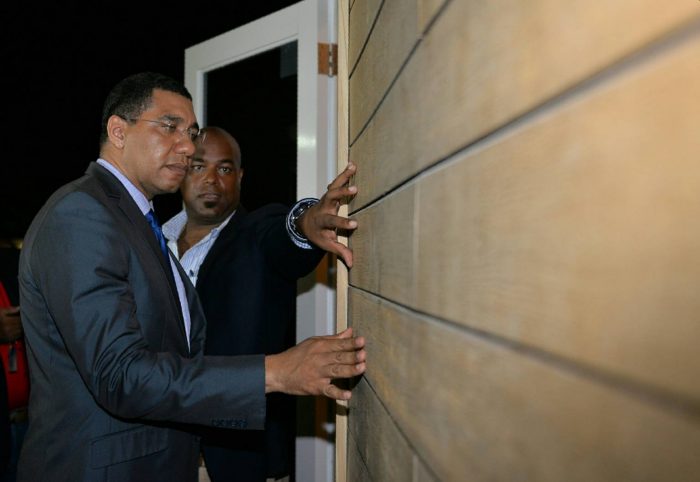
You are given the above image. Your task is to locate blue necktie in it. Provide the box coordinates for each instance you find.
[145,209,170,262]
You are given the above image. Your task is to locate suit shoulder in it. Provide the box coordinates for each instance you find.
[44,179,107,216]
[38,169,107,208]
[24,174,112,243]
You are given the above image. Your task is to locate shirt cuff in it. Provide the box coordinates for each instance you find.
[286,198,319,250]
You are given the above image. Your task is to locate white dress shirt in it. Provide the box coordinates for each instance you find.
[163,210,235,286]
[162,200,316,288]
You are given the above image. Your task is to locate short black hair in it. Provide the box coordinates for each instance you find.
[100,72,192,146]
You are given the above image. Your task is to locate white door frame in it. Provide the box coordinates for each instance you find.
[184,0,336,203]
[184,1,337,480]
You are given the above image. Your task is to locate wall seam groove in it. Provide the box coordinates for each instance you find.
[348,39,422,148]
[348,12,700,216]
[349,0,457,146]
[349,285,700,423]
[420,0,453,36]
[348,0,386,78]
[350,375,442,481]
[345,428,374,480]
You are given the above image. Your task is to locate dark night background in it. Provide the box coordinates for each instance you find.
[0,1,298,242]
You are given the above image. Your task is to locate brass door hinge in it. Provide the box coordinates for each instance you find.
[318,42,338,77]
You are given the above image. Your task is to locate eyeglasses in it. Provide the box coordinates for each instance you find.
[126,118,201,142]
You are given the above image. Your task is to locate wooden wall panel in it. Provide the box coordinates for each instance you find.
[348,378,417,481]
[414,30,700,400]
[417,0,446,32]
[348,184,416,305]
[342,1,700,481]
[349,0,699,208]
[346,435,372,482]
[347,0,382,72]
[413,456,438,482]
[349,288,700,482]
[348,27,700,401]
[349,0,419,142]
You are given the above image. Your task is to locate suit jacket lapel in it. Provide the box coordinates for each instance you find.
[86,163,189,349]
[171,255,205,354]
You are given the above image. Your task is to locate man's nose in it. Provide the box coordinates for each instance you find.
[174,136,196,157]
[202,167,218,184]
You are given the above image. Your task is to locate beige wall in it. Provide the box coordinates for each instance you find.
[342,1,700,480]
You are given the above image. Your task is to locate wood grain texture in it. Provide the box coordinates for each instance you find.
[417,0,446,32]
[347,28,700,401]
[413,455,439,482]
[348,0,383,73]
[349,0,699,209]
[348,378,416,481]
[348,184,416,304]
[349,0,419,142]
[413,30,700,400]
[346,433,372,482]
[349,288,700,482]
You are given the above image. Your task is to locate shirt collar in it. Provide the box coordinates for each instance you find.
[162,209,236,243]
[162,210,188,242]
[97,158,152,215]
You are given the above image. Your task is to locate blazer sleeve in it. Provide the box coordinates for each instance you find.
[26,192,265,429]
[251,204,325,281]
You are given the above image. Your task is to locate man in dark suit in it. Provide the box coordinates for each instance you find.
[17,72,365,482]
[162,127,355,481]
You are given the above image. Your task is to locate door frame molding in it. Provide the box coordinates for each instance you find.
[185,0,334,202]
[185,1,338,480]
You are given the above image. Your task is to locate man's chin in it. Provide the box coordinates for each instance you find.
[151,182,182,197]
[158,176,186,194]
[202,200,220,209]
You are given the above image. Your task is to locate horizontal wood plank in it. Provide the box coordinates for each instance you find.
[348,0,383,73]
[348,184,416,304]
[417,0,446,32]
[349,288,700,482]
[349,0,699,209]
[348,378,416,481]
[349,0,419,142]
[348,29,700,400]
[413,455,439,482]
[413,30,700,400]
[346,433,372,482]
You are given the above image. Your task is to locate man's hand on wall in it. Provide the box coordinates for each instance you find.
[298,162,358,267]
[264,327,366,400]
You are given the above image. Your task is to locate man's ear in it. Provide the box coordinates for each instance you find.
[237,168,244,187]
[106,115,128,149]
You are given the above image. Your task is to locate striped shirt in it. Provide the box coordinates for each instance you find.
[162,200,316,287]
[162,210,234,286]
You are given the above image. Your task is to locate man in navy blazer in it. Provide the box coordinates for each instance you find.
[17,72,365,482]
[163,127,356,481]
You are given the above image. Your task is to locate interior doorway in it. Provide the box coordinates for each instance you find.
[205,43,298,209]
